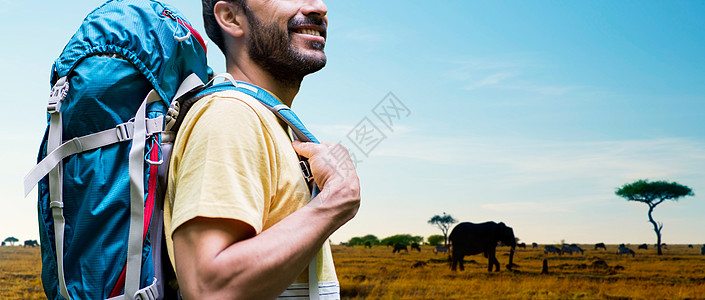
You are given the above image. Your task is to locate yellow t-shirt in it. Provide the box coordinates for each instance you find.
[164,90,338,296]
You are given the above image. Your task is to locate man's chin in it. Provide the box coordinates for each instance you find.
[295,49,327,70]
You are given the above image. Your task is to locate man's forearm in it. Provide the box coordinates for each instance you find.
[175,204,342,300]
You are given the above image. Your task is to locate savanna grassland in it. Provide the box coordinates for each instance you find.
[0,246,43,299]
[334,244,705,299]
[2,244,704,299]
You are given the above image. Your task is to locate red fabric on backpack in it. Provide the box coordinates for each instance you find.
[109,140,160,298]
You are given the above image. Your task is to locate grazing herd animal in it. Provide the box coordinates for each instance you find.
[562,244,584,255]
[381,242,703,256]
[544,244,584,255]
[617,245,635,257]
[392,244,408,253]
[544,245,562,255]
[449,221,516,272]
[434,246,449,255]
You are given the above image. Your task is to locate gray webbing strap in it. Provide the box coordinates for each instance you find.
[268,104,312,143]
[23,117,164,197]
[172,73,204,102]
[126,90,161,299]
[107,278,159,300]
[47,76,72,300]
[308,255,319,300]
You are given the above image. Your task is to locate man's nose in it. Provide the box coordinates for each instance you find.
[301,0,327,17]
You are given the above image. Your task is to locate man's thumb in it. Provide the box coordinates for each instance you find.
[292,140,318,158]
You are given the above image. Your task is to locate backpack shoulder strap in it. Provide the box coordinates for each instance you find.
[194,80,319,144]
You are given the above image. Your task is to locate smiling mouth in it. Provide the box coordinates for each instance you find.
[295,28,323,38]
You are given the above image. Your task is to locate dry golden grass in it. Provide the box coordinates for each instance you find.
[0,246,44,300]
[2,244,704,299]
[334,244,705,299]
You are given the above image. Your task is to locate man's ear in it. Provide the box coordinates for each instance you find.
[214,1,246,38]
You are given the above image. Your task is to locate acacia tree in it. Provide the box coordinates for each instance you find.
[428,212,457,247]
[615,179,694,255]
[3,237,19,246]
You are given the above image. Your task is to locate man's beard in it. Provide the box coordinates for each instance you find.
[244,6,327,87]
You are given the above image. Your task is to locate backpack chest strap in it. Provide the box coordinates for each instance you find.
[23,113,164,197]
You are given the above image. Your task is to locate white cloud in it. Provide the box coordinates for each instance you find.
[337,28,384,51]
[344,29,382,44]
[372,135,705,188]
[442,56,589,97]
[481,201,573,213]
[464,72,520,90]
[0,0,18,14]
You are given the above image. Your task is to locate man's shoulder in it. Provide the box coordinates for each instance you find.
[185,90,279,127]
[194,90,268,116]
[179,90,284,143]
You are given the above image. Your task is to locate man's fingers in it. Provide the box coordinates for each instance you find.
[292,140,321,158]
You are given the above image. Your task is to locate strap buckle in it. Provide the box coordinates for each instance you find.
[133,278,159,300]
[299,160,313,182]
[48,79,70,114]
[47,99,62,114]
[116,122,134,142]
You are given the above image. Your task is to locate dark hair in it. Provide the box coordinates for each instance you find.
[202,0,246,55]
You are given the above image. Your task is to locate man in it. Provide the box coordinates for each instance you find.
[163,0,360,299]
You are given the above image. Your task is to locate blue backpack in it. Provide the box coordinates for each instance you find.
[23,1,321,299]
[23,0,208,299]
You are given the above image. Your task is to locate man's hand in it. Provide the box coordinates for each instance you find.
[292,141,360,225]
[174,141,360,299]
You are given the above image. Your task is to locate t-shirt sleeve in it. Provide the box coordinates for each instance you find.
[169,96,277,235]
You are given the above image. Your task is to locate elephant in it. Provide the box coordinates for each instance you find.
[410,243,421,252]
[23,240,39,247]
[517,242,527,249]
[449,221,516,272]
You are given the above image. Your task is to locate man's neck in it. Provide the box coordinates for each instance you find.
[226,58,301,107]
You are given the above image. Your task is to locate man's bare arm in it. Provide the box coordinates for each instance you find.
[173,142,359,299]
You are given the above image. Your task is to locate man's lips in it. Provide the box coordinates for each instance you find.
[291,25,326,42]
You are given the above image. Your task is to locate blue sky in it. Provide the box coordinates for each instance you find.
[1,1,703,246]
